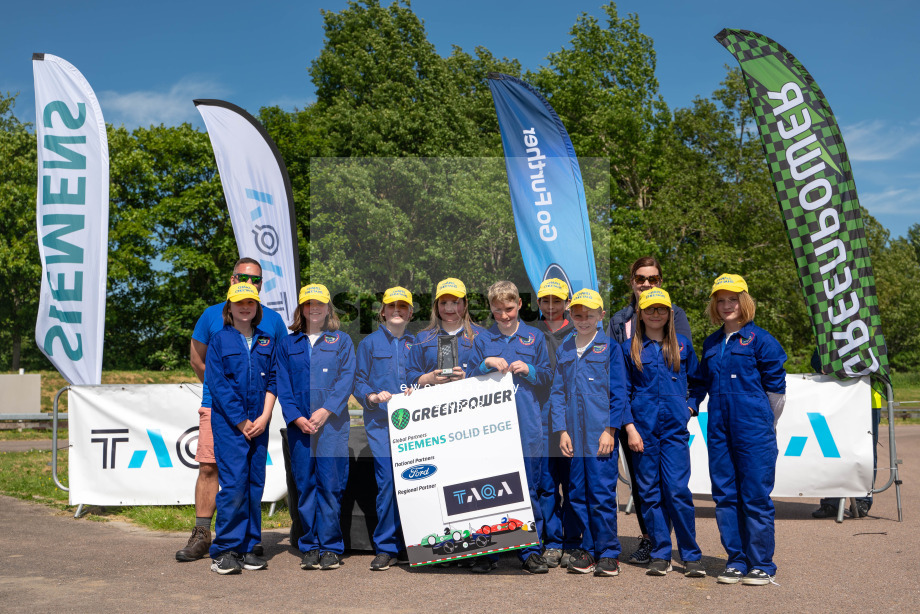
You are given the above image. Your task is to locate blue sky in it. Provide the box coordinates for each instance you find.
[2,0,918,238]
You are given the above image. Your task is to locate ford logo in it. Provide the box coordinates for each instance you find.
[401,464,438,481]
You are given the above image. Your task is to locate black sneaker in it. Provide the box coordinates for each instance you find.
[594,557,620,577]
[241,552,267,570]
[470,557,497,574]
[543,548,563,568]
[684,560,706,578]
[741,569,773,585]
[210,551,242,575]
[521,553,549,574]
[253,542,264,557]
[855,500,871,518]
[717,567,744,584]
[567,550,595,574]
[370,552,396,571]
[559,550,573,568]
[396,552,410,565]
[319,551,343,570]
[300,550,320,570]
[628,536,652,565]
[811,503,838,519]
[647,558,671,576]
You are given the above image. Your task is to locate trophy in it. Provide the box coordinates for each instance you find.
[437,334,459,376]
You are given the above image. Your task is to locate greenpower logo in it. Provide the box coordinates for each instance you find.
[391,408,410,430]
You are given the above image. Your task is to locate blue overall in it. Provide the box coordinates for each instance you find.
[207,324,275,558]
[550,333,628,559]
[691,321,786,575]
[276,329,355,555]
[622,333,701,563]
[354,324,415,557]
[534,318,578,550]
[466,321,552,560]
[405,324,486,388]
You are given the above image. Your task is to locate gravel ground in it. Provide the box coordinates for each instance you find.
[1,426,917,612]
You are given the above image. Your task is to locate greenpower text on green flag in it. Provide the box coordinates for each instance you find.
[716,29,889,383]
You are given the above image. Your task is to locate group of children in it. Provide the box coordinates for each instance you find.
[205,263,787,587]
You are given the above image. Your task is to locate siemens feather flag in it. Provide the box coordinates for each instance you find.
[33,53,109,385]
[487,73,597,295]
[717,30,889,383]
[195,100,299,323]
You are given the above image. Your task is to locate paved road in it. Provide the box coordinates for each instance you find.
[1,427,917,612]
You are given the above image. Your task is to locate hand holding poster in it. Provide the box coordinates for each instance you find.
[389,373,538,566]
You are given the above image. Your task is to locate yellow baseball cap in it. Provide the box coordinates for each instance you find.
[227,282,260,303]
[710,274,749,296]
[569,288,603,311]
[383,286,413,305]
[638,288,672,310]
[435,277,466,300]
[538,278,569,300]
[299,284,331,304]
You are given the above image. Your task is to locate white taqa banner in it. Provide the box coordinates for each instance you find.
[67,384,287,506]
[32,53,109,385]
[194,100,299,323]
[687,374,873,497]
[389,373,539,566]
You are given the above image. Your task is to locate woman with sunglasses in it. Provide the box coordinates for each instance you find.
[607,256,692,565]
[621,288,704,578]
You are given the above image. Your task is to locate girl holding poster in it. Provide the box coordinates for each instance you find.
[406,277,486,389]
[621,288,705,578]
[691,274,786,586]
[206,283,276,575]
[354,286,415,571]
[276,284,356,572]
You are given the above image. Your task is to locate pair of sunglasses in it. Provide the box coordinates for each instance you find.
[633,274,662,285]
[235,273,263,284]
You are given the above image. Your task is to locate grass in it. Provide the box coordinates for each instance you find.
[29,369,199,414]
[0,447,291,532]
[0,428,68,441]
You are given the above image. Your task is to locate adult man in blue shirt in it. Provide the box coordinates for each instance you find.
[176,257,290,562]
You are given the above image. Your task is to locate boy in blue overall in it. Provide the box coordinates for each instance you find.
[551,289,629,577]
[465,280,552,574]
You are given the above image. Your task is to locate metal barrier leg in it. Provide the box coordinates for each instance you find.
[74,504,85,519]
[51,386,70,493]
[268,502,276,517]
[871,382,904,522]
[618,444,635,514]
[835,498,846,523]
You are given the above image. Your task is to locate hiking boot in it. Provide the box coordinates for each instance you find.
[811,503,838,519]
[741,569,773,585]
[210,551,241,575]
[684,560,706,578]
[241,552,267,570]
[647,558,672,576]
[594,557,620,577]
[370,552,397,571]
[176,526,211,562]
[567,550,595,574]
[543,548,563,568]
[628,536,652,565]
[300,550,320,570]
[319,551,343,570]
[521,553,549,574]
[717,567,744,584]
[470,557,497,574]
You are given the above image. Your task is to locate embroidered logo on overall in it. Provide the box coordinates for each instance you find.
[324,334,338,344]
[592,344,606,354]
[679,341,685,354]
[519,333,535,346]
[739,332,755,346]
[404,340,413,350]
[464,330,480,341]
[258,338,270,347]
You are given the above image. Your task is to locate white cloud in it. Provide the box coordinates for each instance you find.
[98,76,230,128]
[843,119,920,162]
[860,187,920,216]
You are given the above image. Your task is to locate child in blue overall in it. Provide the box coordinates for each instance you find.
[550,289,629,577]
[465,280,553,574]
[276,284,356,571]
[406,277,486,389]
[354,286,415,571]
[691,274,787,586]
[621,288,705,578]
[207,282,277,574]
[531,278,577,568]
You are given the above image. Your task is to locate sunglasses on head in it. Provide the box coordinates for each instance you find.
[642,306,670,316]
[633,274,662,285]
[235,273,263,284]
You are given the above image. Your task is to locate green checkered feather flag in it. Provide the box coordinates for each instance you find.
[716,29,889,384]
